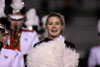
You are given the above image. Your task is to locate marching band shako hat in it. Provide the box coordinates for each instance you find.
[4,0,26,21]
[0,17,10,30]
[0,0,11,34]
[0,23,6,33]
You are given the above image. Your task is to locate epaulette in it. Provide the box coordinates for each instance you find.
[64,41,75,50]
[3,45,16,50]
[22,29,34,32]
[34,38,53,47]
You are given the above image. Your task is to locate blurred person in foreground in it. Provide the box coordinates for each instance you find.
[0,0,24,66]
[25,8,40,39]
[0,20,25,67]
[4,0,39,55]
[88,41,100,67]
[88,17,100,67]
[27,12,80,67]
[4,0,39,66]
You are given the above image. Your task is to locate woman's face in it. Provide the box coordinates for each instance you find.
[46,16,63,38]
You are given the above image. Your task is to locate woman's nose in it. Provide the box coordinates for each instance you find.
[52,24,56,28]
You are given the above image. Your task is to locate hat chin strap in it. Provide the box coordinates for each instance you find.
[14,25,17,35]
[11,25,19,33]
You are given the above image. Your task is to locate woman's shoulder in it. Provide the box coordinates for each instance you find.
[64,40,75,50]
[34,38,53,47]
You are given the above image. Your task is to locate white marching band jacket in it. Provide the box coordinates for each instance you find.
[0,48,25,67]
[88,46,100,67]
[8,28,39,55]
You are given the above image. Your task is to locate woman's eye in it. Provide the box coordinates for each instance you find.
[56,22,60,25]
[48,22,53,25]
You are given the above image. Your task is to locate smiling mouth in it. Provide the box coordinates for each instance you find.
[51,30,58,33]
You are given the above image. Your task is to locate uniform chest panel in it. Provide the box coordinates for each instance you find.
[0,48,17,67]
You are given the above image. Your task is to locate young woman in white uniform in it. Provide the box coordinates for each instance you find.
[27,12,79,67]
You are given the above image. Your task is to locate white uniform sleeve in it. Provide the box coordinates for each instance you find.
[88,48,97,67]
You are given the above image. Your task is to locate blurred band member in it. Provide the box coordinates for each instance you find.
[4,0,39,55]
[0,22,25,67]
